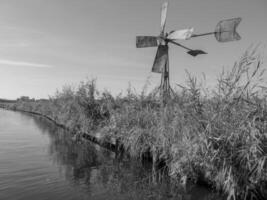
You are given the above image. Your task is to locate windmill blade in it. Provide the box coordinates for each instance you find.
[160,2,168,35]
[152,45,168,73]
[167,28,194,40]
[187,50,207,57]
[215,17,242,42]
[136,36,158,48]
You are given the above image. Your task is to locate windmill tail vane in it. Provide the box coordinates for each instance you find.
[136,1,242,102]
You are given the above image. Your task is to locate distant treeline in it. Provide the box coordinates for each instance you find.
[0,97,49,103]
[3,48,267,200]
[0,98,17,103]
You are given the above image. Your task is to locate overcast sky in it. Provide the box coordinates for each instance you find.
[0,0,266,99]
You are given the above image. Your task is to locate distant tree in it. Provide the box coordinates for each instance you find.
[19,96,30,101]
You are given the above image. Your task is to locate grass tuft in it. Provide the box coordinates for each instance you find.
[7,48,267,199]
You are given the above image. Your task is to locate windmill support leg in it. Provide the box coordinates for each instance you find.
[160,55,171,103]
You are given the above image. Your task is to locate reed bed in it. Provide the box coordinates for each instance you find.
[7,48,267,199]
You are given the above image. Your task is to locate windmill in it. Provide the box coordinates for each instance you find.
[136,2,242,101]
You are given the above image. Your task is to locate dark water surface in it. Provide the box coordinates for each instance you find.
[0,109,221,200]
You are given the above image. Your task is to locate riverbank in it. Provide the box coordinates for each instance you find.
[0,106,118,153]
[2,49,267,199]
[2,108,205,200]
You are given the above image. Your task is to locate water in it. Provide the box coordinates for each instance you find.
[0,109,220,200]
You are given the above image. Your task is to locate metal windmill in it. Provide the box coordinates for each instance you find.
[136,2,242,100]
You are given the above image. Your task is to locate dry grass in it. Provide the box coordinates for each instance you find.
[9,48,267,200]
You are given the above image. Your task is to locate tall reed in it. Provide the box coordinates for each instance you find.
[9,48,267,199]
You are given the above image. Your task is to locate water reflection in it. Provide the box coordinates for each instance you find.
[30,114,222,200]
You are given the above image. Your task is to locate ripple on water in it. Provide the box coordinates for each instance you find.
[0,109,221,200]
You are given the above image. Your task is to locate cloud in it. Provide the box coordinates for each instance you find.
[0,59,52,68]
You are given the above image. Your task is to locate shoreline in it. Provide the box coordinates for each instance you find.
[0,104,227,197]
[1,51,266,199]
[0,106,118,153]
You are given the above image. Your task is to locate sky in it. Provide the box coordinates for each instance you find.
[0,0,266,99]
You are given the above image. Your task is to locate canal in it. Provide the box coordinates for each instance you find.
[0,109,221,200]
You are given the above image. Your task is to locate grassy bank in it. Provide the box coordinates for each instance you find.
[5,49,267,199]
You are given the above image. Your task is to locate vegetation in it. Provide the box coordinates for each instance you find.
[5,48,267,200]
[0,98,17,103]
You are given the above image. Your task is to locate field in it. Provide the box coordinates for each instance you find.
[4,49,267,200]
